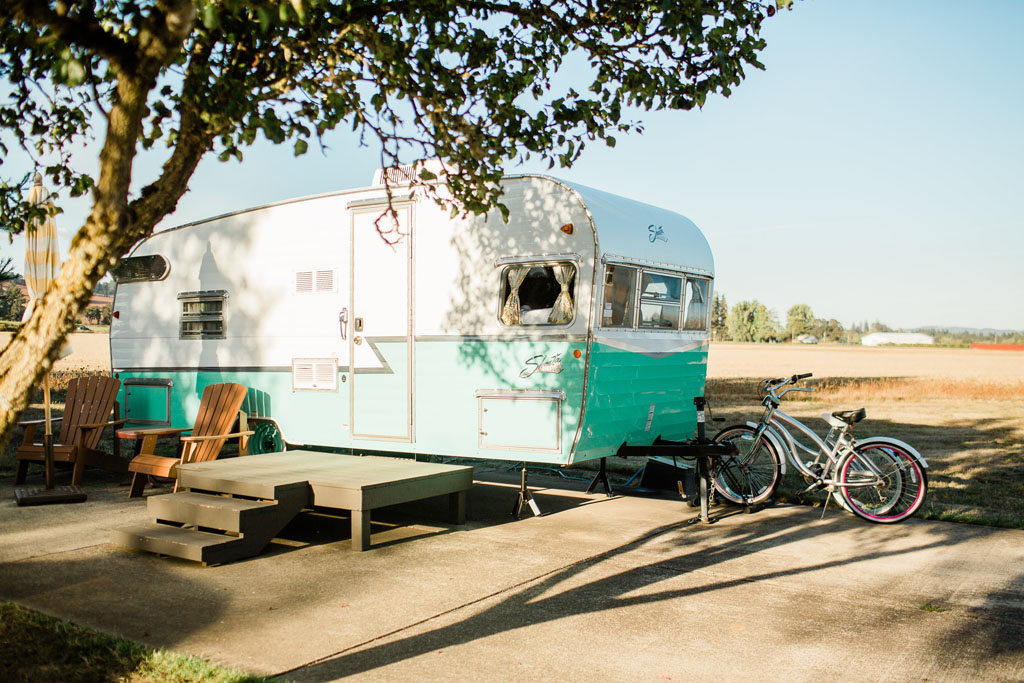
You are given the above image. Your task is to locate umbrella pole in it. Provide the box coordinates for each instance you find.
[43,374,55,490]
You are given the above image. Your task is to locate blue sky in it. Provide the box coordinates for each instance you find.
[3,1,1022,330]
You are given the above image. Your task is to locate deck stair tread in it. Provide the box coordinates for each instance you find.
[153,491,277,511]
[111,523,248,564]
[147,491,281,533]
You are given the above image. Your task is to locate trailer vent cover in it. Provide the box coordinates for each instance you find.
[292,359,338,392]
[295,270,336,294]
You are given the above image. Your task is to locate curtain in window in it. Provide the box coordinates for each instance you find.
[684,280,709,329]
[548,264,575,324]
[500,266,530,325]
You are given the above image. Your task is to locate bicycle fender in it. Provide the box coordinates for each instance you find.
[854,436,929,468]
[743,421,789,474]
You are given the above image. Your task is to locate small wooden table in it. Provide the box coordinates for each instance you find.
[116,426,188,458]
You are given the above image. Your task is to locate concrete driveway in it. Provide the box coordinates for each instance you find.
[2,467,1022,681]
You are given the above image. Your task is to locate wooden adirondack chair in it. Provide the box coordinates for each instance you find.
[126,382,253,497]
[14,375,126,487]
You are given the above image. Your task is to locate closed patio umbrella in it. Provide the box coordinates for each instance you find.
[14,173,84,505]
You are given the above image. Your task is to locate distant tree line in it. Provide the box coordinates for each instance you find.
[0,262,112,326]
[709,295,1021,345]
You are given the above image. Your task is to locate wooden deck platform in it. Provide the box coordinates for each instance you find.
[111,451,474,564]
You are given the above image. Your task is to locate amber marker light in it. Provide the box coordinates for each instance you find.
[573,349,582,358]
[560,223,574,235]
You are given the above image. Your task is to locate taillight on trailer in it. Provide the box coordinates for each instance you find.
[112,310,120,319]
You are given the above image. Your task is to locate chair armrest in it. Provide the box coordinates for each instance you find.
[117,426,191,438]
[79,419,127,430]
[18,417,63,427]
[180,430,255,443]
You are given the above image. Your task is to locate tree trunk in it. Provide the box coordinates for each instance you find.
[0,1,199,444]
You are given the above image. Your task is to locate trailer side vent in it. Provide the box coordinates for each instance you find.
[292,358,338,392]
[295,269,336,294]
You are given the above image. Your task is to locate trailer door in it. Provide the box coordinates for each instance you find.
[350,206,413,441]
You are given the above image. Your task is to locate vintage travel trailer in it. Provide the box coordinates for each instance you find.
[109,170,714,466]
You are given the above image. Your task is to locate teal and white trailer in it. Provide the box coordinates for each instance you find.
[109,171,714,466]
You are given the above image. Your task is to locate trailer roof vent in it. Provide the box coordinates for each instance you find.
[372,159,455,186]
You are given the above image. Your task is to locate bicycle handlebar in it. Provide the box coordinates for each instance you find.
[760,372,815,400]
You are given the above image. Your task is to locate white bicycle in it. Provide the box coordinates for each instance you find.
[711,373,929,524]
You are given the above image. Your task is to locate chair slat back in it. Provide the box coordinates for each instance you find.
[182,382,248,464]
[57,376,121,449]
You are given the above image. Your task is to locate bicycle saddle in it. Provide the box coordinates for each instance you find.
[831,408,866,425]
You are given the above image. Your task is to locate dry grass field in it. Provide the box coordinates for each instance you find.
[2,336,1022,528]
[706,343,1024,528]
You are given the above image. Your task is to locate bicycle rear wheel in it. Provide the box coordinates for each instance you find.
[838,443,927,523]
[712,425,782,505]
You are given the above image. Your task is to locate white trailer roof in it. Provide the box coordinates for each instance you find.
[562,180,714,277]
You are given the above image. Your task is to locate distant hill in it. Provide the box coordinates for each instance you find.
[916,326,1023,335]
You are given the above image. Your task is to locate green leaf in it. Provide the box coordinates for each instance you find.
[294,138,308,155]
[201,3,220,29]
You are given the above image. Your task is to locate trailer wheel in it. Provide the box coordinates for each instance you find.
[250,420,285,455]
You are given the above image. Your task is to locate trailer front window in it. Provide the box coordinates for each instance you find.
[499,263,576,326]
[600,265,637,328]
[682,278,710,330]
[639,272,682,330]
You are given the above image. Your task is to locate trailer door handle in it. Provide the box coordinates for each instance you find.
[339,308,348,340]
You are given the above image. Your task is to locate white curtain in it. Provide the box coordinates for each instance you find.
[548,264,574,324]
[500,266,530,325]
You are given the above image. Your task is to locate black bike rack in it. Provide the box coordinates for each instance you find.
[613,397,738,524]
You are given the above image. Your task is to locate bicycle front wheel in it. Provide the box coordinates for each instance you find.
[838,443,927,523]
[712,425,782,505]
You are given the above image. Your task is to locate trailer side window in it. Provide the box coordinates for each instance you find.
[682,278,710,331]
[179,290,227,340]
[110,254,169,283]
[499,263,576,326]
[601,265,637,328]
[639,272,682,330]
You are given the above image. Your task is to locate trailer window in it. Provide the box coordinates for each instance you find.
[639,272,682,330]
[179,290,227,340]
[600,265,637,328]
[499,263,576,326]
[682,278,710,331]
[110,254,169,283]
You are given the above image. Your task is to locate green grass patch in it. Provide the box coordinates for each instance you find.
[0,602,275,682]
[917,601,949,613]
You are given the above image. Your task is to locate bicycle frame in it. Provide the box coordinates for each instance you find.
[744,398,895,490]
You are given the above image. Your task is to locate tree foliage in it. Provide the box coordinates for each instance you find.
[786,303,813,340]
[0,0,780,438]
[711,292,729,340]
[726,299,778,343]
[0,282,25,321]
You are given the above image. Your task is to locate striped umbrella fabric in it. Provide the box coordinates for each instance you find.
[23,173,72,358]
[24,176,61,303]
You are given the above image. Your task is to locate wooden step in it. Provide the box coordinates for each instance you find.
[148,491,278,532]
[110,523,251,565]
[111,484,310,565]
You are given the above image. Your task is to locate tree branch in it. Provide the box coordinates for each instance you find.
[1,0,137,71]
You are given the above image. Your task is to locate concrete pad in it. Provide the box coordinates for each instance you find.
[1,468,1022,681]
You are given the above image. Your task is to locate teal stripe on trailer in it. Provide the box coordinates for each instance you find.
[571,341,708,463]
